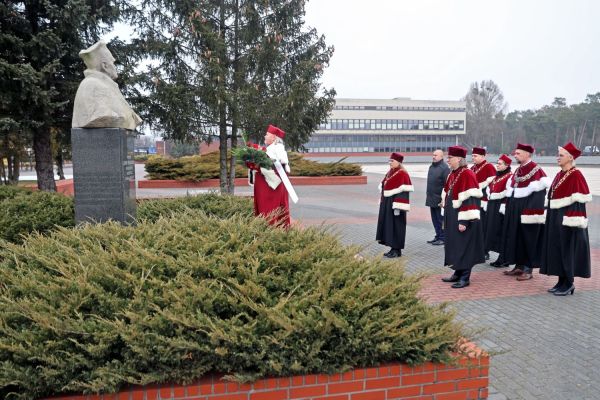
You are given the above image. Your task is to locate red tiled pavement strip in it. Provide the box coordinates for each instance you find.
[299,209,431,226]
[420,268,600,303]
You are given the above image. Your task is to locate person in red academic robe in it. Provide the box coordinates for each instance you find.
[441,146,485,288]
[501,143,551,280]
[376,152,413,258]
[483,154,513,267]
[248,124,291,227]
[470,147,496,260]
[541,142,592,296]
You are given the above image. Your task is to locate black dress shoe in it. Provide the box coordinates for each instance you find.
[427,237,438,244]
[554,284,575,296]
[451,280,470,289]
[384,250,401,258]
[431,239,445,246]
[441,274,460,282]
[548,278,565,293]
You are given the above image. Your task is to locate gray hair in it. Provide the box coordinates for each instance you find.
[458,158,468,167]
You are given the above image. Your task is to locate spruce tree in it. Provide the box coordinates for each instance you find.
[0,0,121,190]
[127,0,335,193]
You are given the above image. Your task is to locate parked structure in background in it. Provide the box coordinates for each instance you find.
[306,98,466,153]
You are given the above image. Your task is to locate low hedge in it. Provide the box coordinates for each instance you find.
[145,151,362,181]
[0,186,75,244]
[137,193,253,222]
[0,187,253,244]
[0,210,462,399]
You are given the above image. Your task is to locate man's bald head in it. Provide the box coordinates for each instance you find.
[432,149,444,162]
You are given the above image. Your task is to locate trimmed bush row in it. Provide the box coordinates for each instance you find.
[0,210,462,399]
[145,152,362,181]
[0,186,253,244]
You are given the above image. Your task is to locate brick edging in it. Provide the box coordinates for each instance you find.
[43,342,489,400]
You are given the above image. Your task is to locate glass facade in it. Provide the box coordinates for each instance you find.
[307,99,466,153]
[305,134,458,153]
[333,105,465,112]
[318,119,464,131]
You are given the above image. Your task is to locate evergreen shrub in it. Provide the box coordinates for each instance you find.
[0,189,251,244]
[145,152,362,181]
[137,193,253,222]
[0,210,462,399]
[0,186,74,244]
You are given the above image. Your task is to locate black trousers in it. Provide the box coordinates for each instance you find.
[430,206,444,241]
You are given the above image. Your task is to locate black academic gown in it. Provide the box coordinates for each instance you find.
[483,198,505,254]
[501,190,546,268]
[376,192,408,250]
[541,202,591,279]
[443,188,486,271]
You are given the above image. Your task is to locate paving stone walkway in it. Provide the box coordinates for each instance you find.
[286,170,600,400]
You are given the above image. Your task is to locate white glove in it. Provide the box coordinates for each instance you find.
[394,209,400,216]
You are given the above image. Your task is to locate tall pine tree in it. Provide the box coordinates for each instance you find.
[127,0,335,193]
[0,0,121,190]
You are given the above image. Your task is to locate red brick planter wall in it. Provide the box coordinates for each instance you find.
[44,345,489,400]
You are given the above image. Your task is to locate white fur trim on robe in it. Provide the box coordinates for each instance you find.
[260,167,282,189]
[489,191,507,200]
[266,142,290,173]
[479,176,494,189]
[452,187,483,208]
[513,177,551,198]
[384,185,414,197]
[562,216,588,228]
[549,193,593,209]
[521,212,546,224]
[392,202,411,211]
[458,208,480,221]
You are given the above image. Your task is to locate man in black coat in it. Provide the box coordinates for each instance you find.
[426,149,450,245]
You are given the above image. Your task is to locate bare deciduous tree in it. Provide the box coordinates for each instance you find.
[463,80,507,151]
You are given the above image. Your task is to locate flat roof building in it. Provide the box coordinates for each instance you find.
[306,98,466,153]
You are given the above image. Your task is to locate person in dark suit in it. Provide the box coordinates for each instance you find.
[426,149,450,246]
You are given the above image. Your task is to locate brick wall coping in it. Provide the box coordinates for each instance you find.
[42,342,489,400]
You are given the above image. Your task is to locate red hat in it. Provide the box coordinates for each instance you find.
[267,124,285,139]
[516,143,534,153]
[448,146,467,158]
[499,154,512,165]
[390,152,404,163]
[560,142,581,159]
[472,147,486,156]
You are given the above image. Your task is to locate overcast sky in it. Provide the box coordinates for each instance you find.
[303,0,600,111]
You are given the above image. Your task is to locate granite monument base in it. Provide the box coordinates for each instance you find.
[72,128,136,224]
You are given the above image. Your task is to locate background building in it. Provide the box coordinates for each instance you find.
[306,98,466,153]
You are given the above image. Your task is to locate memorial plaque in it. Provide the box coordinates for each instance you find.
[72,128,137,224]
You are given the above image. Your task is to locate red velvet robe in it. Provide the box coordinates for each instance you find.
[442,166,485,271]
[470,161,496,210]
[541,168,591,278]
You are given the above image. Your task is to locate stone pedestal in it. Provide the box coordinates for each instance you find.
[72,128,136,224]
